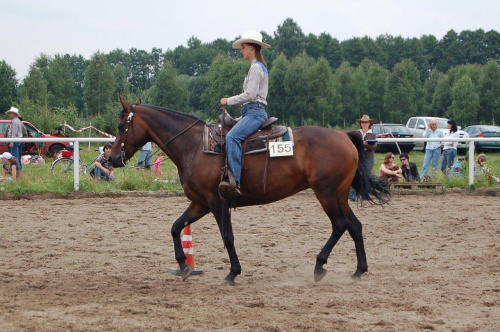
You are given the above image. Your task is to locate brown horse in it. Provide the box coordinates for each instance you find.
[110,98,389,285]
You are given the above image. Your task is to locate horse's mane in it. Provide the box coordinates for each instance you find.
[140,104,206,124]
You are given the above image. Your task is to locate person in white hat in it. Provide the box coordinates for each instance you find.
[5,107,23,171]
[1,151,19,180]
[219,31,271,197]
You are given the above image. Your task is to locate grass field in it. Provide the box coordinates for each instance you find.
[0,144,183,194]
[1,144,499,194]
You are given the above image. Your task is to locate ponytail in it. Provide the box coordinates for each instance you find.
[249,43,267,68]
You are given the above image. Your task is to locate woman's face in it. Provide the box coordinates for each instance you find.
[360,121,370,131]
[240,43,255,60]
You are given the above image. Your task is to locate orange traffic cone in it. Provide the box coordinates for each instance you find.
[168,225,204,276]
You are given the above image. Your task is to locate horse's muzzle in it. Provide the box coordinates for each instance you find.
[109,155,125,168]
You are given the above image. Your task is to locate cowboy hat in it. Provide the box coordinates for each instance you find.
[356,114,374,127]
[232,31,271,49]
[6,107,19,115]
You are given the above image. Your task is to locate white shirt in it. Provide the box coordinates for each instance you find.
[227,60,268,106]
[443,131,459,150]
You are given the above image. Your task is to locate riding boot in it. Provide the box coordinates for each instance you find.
[219,180,241,198]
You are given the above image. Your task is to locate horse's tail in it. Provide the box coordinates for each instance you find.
[347,131,391,205]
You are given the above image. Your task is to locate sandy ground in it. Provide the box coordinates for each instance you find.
[1,192,499,331]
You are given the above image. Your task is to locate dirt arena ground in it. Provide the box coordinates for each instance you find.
[1,192,499,331]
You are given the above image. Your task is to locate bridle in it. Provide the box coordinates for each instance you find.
[118,103,221,166]
[118,104,135,166]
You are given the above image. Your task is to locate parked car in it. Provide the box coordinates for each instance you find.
[371,124,415,153]
[405,116,469,152]
[463,125,500,152]
[0,120,71,157]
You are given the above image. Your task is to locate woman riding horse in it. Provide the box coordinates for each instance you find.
[109,99,389,285]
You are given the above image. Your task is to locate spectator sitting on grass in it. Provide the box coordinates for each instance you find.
[449,157,465,178]
[1,152,20,181]
[93,143,114,181]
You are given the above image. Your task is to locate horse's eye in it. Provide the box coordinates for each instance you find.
[118,125,124,131]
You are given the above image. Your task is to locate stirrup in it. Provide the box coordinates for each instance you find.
[219,181,241,197]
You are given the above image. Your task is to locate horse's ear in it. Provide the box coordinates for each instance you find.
[137,97,142,104]
[119,95,129,110]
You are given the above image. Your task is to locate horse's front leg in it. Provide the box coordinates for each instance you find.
[212,201,241,286]
[171,202,209,281]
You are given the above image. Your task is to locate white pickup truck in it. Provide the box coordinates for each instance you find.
[405,116,469,152]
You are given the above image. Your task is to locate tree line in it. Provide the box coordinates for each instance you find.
[1,18,499,135]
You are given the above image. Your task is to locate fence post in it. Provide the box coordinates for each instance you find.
[468,141,475,187]
[73,141,80,191]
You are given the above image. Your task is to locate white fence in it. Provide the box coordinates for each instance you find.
[0,138,114,190]
[1,137,499,190]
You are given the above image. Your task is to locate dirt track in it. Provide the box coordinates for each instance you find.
[1,193,499,331]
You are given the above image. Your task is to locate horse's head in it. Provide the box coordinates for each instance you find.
[110,97,147,168]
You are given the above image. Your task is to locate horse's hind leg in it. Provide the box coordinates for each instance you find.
[314,200,349,282]
[345,208,368,279]
[171,202,209,281]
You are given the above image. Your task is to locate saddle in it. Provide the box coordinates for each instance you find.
[206,113,288,154]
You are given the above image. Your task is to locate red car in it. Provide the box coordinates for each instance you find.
[0,120,71,157]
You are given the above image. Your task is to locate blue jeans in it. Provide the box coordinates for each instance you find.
[441,148,457,173]
[226,103,268,183]
[136,150,153,170]
[8,142,22,171]
[421,148,440,177]
[94,167,111,181]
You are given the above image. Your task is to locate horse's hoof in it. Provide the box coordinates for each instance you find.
[221,279,236,286]
[181,266,193,281]
[314,267,327,283]
[351,269,365,280]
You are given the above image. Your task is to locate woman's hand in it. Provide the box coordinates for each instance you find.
[220,98,228,106]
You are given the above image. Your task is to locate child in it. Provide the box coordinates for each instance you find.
[474,154,489,175]
[1,152,19,181]
[449,157,464,178]
[153,152,166,177]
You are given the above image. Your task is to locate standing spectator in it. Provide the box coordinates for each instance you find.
[94,143,114,181]
[349,114,377,201]
[420,119,444,178]
[399,153,420,182]
[135,142,153,172]
[5,107,23,172]
[153,152,166,177]
[379,152,402,183]
[441,119,459,173]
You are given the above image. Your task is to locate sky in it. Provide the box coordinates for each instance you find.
[1,0,499,80]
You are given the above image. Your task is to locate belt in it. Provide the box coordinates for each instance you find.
[243,102,266,108]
